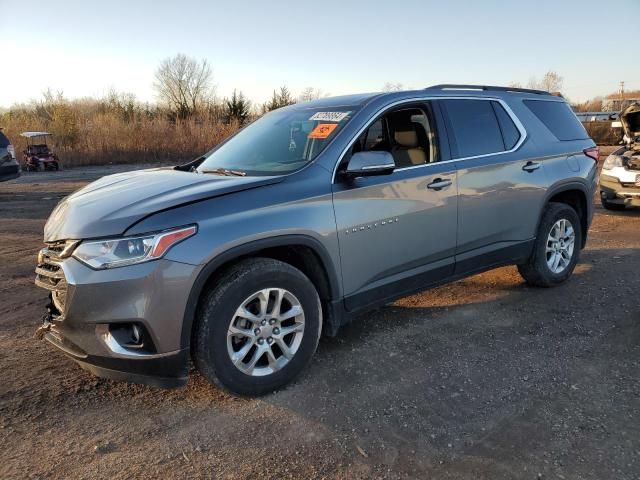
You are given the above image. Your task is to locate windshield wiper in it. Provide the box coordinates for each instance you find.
[201,167,247,177]
[174,156,206,172]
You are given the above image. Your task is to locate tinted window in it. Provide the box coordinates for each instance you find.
[524,100,589,141]
[442,99,504,157]
[492,101,521,149]
[0,132,9,148]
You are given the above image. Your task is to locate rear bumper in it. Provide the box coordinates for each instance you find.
[600,174,640,206]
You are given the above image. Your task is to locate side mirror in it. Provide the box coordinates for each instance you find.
[344,151,395,177]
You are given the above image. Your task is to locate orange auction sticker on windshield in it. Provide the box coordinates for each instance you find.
[308,123,338,139]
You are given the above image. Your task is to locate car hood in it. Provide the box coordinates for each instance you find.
[44,168,283,241]
[620,102,640,145]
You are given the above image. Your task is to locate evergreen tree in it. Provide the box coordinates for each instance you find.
[262,85,296,113]
[277,86,295,108]
[224,90,251,124]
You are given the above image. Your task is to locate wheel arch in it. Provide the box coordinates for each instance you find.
[181,235,341,351]
[539,182,590,248]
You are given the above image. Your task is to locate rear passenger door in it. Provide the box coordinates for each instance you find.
[439,98,548,273]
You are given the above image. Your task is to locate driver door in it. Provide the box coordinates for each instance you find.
[332,102,458,311]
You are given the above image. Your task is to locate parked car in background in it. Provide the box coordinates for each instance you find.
[22,132,61,171]
[0,129,21,182]
[599,102,640,210]
[576,111,624,146]
[34,85,598,396]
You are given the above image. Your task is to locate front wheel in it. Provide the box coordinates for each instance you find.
[518,202,582,287]
[193,258,322,396]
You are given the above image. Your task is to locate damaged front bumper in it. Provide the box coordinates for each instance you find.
[34,243,198,388]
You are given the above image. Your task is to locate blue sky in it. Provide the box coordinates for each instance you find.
[3,0,639,107]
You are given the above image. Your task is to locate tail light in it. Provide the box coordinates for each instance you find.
[7,144,15,159]
[583,147,599,162]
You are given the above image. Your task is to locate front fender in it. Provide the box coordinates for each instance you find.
[178,234,342,350]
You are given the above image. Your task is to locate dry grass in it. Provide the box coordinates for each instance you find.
[0,94,240,168]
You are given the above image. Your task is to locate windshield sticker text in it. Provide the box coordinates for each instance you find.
[309,111,350,122]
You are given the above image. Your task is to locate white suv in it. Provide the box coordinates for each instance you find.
[599,103,640,210]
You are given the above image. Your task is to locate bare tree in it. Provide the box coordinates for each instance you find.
[154,54,214,119]
[572,97,603,112]
[382,82,404,92]
[539,71,563,93]
[527,71,563,94]
[298,87,325,102]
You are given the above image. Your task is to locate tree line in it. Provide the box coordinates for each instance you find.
[154,53,325,123]
[0,59,628,168]
[0,54,329,167]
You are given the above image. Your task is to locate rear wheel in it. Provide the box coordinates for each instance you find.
[600,197,625,211]
[518,202,582,287]
[193,258,322,396]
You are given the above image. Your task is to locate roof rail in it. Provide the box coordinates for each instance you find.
[426,84,552,96]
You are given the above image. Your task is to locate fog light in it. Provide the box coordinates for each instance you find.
[108,323,156,353]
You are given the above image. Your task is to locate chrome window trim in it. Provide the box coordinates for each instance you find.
[361,163,395,170]
[332,96,528,183]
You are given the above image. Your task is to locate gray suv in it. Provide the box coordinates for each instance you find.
[35,85,598,395]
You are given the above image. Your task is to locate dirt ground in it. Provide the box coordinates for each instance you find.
[0,162,638,480]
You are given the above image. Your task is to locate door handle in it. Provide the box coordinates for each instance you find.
[426,178,453,190]
[522,161,541,172]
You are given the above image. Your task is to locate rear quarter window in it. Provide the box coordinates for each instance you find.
[491,101,521,150]
[524,100,589,141]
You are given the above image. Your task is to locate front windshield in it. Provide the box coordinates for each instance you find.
[197,106,359,176]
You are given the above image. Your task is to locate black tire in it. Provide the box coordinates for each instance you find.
[600,197,625,211]
[518,202,582,287]
[193,258,322,396]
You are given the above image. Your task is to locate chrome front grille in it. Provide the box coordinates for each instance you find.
[35,240,78,314]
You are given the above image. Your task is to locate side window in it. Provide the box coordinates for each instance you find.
[363,119,384,150]
[491,101,521,150]
[523,100,589,141]
[351,103,439,168]
[442,99,504,158]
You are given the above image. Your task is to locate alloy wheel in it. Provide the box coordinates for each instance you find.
[545,218,575,274]
[226,288,305,376]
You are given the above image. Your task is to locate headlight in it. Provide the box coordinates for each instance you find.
[73,225,196,269]
[602,155,623,170]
